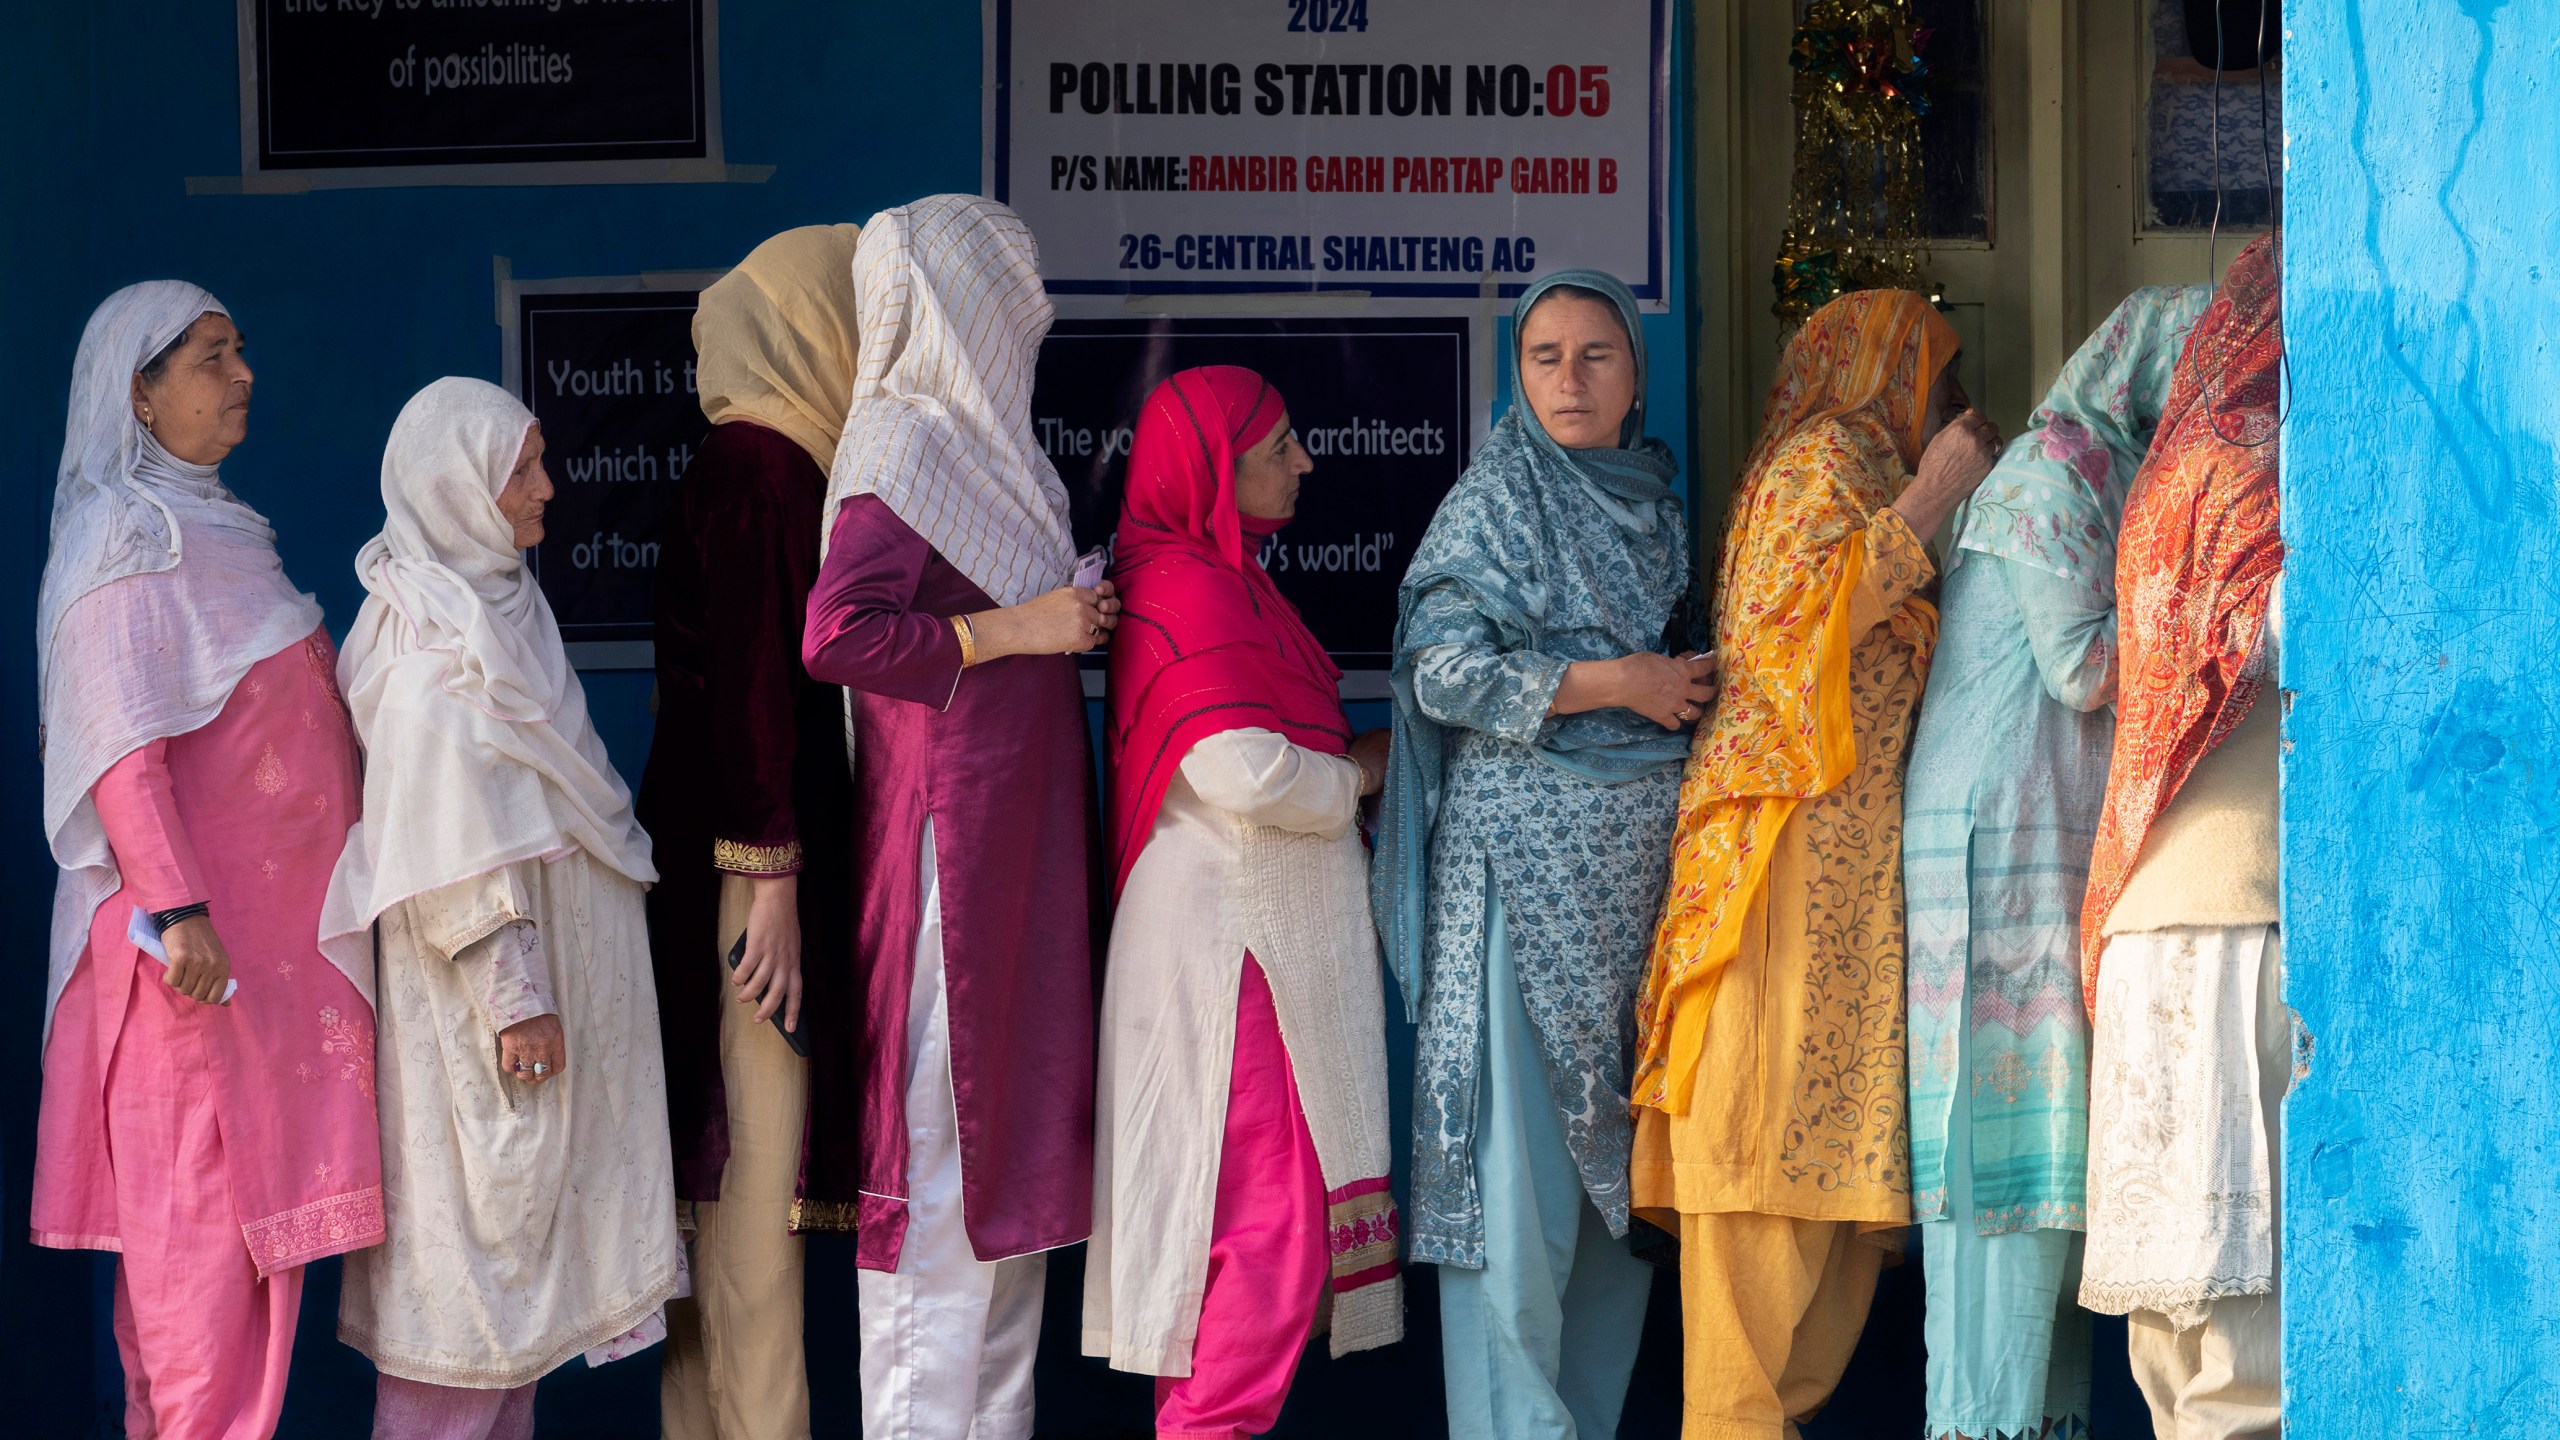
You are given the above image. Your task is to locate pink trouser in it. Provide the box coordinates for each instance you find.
[107,954,302,1440]
[371,1374,537,1440]
[1153,957,1330,1440]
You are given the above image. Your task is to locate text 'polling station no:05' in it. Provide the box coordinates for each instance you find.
[1047,62,1615,119]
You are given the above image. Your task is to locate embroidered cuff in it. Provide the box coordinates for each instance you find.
[714,837,804,876]
[787,1196,862,1234]
[480,921,557,1031]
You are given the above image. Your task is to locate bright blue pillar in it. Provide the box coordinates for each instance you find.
[2285,2,2560,1429]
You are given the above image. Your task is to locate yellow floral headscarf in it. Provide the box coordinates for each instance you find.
[692,223,864,470]
[1632,289,1957,1114]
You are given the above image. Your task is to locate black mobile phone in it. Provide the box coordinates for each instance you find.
[727,932,812,1058]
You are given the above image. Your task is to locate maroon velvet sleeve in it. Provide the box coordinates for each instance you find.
[703,437,818,876]
[802,495,966,708]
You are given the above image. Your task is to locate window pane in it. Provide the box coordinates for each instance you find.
[1914,0,1990,241]
[2147,0,2282,231]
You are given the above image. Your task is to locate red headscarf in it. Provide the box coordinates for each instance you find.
[1105,366,1349,894]
[2080,232,2285,1008]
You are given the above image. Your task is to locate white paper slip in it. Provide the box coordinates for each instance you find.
[128,906,239,1004]
[1073,546,1110,590]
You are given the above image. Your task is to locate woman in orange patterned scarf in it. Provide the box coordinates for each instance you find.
[2074,232,2286,1439]
[1631,289,2000,1439]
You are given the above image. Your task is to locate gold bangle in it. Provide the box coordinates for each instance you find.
[951,613,979,668]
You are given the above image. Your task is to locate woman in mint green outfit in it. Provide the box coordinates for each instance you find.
[1901,285,2211,1440]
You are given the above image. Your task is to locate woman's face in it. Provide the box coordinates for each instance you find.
[131,312,253,466]
[1519,293,1637,450]
[1920,362,1971,448]
[495,424,555,550]
[1233,413,1312,520]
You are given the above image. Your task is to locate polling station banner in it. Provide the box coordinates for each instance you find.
[1034,316,1471,669]
[986,0,1670,305]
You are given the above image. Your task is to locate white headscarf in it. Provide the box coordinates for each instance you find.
[321,378,654,978]
[824,194,1076,607]
[37,281,327,1029]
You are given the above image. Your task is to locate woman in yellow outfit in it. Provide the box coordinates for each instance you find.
[1631,289,2001,1440]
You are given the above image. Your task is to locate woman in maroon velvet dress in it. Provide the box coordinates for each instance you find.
[637,223,863,1440]
[800,193,1116,1440]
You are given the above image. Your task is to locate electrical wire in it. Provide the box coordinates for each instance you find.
[2196,0,2286,446]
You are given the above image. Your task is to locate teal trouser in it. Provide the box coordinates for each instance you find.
[1919,989,2092,1439]
[1437,880,1656,1440]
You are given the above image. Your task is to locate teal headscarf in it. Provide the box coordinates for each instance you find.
[1370,269,1690,1013]
[1506,269,1678,524]
[1949,284,2213,598]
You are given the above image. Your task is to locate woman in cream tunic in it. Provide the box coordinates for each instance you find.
[1085,366,1402,1439]
[324,377,679,1435]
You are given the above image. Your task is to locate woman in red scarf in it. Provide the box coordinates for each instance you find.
[1084,366,1404,1438]
[2076,232,2288,1437]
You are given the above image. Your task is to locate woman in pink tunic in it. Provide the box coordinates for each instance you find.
[31,282,383,1440]
[800,193,1114,1440]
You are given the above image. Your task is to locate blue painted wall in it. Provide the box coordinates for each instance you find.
[2283,3,2560,1431]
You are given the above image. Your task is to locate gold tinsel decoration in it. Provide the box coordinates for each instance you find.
[1771,0,1941,328]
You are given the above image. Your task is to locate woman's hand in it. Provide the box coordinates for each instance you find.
[1349,728,1392,796]
[1616,651,1722,730]
[1552,651,1720,729]
[733,873,803,1033]
[499,1014,567,1086]
[965,580,1122,661]
[160,914,234,1005]
[1893,409,2003,539]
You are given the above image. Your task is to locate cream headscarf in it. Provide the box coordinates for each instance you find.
[321,378,654,977]
[37,281,328,1028]
[693,223,864,469]
[823,193,1075,607]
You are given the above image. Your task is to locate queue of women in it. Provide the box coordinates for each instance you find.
[29,189,2284,1440]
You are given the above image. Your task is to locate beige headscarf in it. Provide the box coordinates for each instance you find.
[823,193,1075,608]
[693,223,864,469]
[321,378,655,979]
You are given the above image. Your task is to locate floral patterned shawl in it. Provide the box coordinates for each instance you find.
[1634,289,1957,1114]
[1950,285,2213,596]
[2080,234,2285,1004]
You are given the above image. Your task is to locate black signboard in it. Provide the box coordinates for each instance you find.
[515,289,705,646]
[253,0,707,171]
[1035,317,1471,668]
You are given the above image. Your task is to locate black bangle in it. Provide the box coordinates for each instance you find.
[151,902,210,931]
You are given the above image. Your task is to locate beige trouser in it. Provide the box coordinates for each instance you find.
[662,874,812,1440]
[2128,1295,2282,1440]
[1676,1211,1889,1440]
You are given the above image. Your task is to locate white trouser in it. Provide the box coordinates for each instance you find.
[2123,928,2287,1440]
[858,817,1048,1440]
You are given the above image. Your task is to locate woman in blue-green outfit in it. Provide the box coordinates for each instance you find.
[1900,284,2211,1440]
[1374,269,1716,1439]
